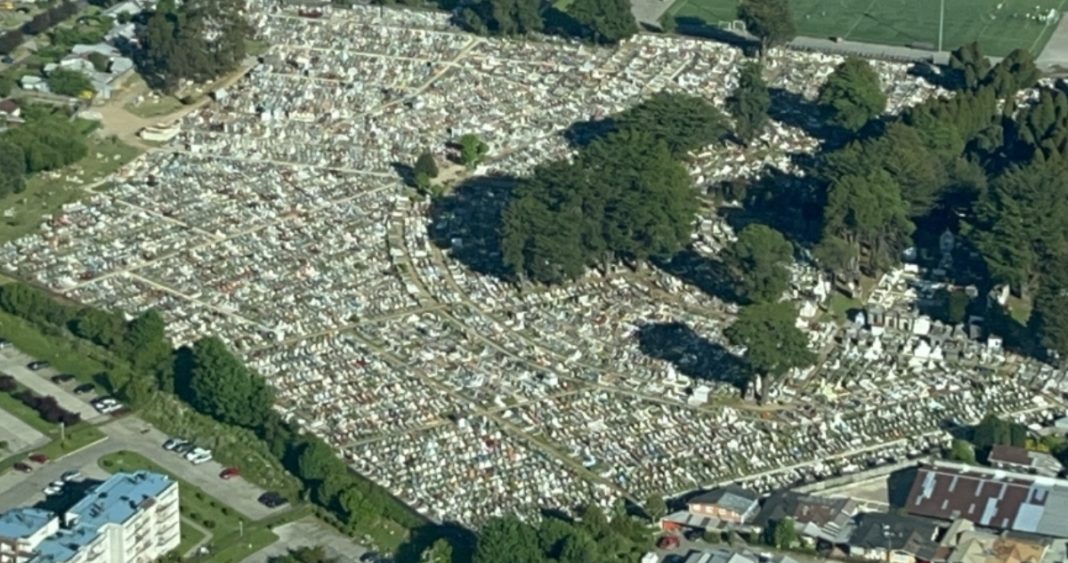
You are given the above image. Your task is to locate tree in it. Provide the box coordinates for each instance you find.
[613,92,729,157]
[186,336,273,428]
[948,438,976,464]
[769,517,797,549]
[726,302,814,403]
[415,151,439,179]
[948,42,990,90]
[1031,255,1068,361]
[813,235,856,276]
[46,68,94,97]
[420,539,454,563]
[722,224,793,303]
[983,49,1039,99]
[269,546,337,563]
[738,0,795,56]
[822,170,914,273]
[936,289,971,325]
[727,61,770,145]
[457,0,543,36]
[474,517,542,563]
[458,133,488,168]
[644,494,667,521]
[569,0,638,44]
[818,58,886,132]
[0,141,26,197]
[137,0,248,91]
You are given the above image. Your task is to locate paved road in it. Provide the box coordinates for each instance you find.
[0,348,104,423]
[242,518,370,563]
[101,415,286,521]
[0,406,49,458]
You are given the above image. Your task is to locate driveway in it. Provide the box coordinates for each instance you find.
[242,518,369,563]
[0,348,104,423]
[102,415,285,521]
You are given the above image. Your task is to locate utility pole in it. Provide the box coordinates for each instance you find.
[938,0,945,52]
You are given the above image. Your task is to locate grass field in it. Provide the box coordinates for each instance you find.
[665,0,1068,57]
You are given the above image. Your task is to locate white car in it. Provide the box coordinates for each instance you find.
[50,480,64,488]
[184,447,212,464]
[61,470,81,482]
[43,485,62,496]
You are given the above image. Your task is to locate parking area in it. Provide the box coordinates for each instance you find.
[0,407,49,459]
[0,436,117,509]
[101,415,287,521]
[0,347,105,423]
[242,518,369,563]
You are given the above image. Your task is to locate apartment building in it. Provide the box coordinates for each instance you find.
[0,471,179,563]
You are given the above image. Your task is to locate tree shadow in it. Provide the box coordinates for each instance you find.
[542,5,586,40]
[722,166,823,248]
[392,161,416,187]
[427,175,518,279]
[636,321,749,392]
[886,466,918,509]
[669,16,758,55]
[768,88,849,146]
[561,117,618,149]
[653,248,738,304]
[907,61,957,90]
[394,522,476,563]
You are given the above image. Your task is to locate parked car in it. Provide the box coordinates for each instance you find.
[163,438,186,451]
[43,485,62,496]
[0,338,10,349]
[13,462,32,473]
[73,383,95,395]
[27,361,49,370]
[50,480,65,488]
[656,535,679,550]
[29,453,48,464]
[258,492,287,508]
[220,467,240,480]
[185,447,212,464]
[91,397,122,414]
[51,374,75,385]
[173,442,194,454]
[61,470,82,482]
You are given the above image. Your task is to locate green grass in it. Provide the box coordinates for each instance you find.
[0,135,141,244]
[124,95,186,119]
[826,292,862,323]
[100,451,280,563]
[1007,293,1033,324]
[663,0,1068,57]
[0,389,106,473]
[0,310,113,387]
[177,517,209,556]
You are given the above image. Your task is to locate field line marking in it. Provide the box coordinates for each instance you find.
[843,0,879,40]
[1029,0,1068,54]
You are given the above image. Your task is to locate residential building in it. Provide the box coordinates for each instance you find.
[941,520,1049,563]
[0,508,60,563]
[843,512,940,563]
[687,486,760,525]
[752,491,857,546]
[904,462,1068,539]
[987,445,1063,477]
[0,472,179,563]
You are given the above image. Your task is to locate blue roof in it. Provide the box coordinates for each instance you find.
[28,471,174,563]
[0,507,54,540]
[67,470,173,529]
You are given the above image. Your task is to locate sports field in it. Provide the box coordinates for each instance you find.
[664,0,1068,57]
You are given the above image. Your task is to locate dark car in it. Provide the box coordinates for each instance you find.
[359,553,380,563]
[257,492,287,508]
[27,361,49,371]
[51,374,75,384]
[0,338,10,348]
[73,383,95,394]
[13,462,32,473]
[28,453,49,464]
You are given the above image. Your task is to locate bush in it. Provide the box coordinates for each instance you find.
[0,375,17,392]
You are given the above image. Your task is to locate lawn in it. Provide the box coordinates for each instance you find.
[124,94,186,119]
[0,134,141,244]
[99,451,280,563]
[0,310,115,388]
[0,388,106,473]
[664,0,1068,56]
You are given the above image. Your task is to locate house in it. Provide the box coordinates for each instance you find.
[844,512,940,563]
[904,461,1068,539]
[987,445,1063,477]
[942,520,1049,563]
[687,486,760,525]
[752,491,857,546]
[0,99,21,119]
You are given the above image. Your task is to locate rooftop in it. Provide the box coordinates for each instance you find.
[67,471,173,529]
[0,508,55,540]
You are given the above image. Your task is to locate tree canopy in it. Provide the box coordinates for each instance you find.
[818,58,886,132]
[137,0,248,91]
[47,68,94,97]
[473,505,648,563]
[727,61,770,145]
[738,0,795,56]
[569,0,638,44]
[723,224,793,304]
[726,302,814,402]
[185,336,274,429]
[612,92,730,157]
[457,0,543,36]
